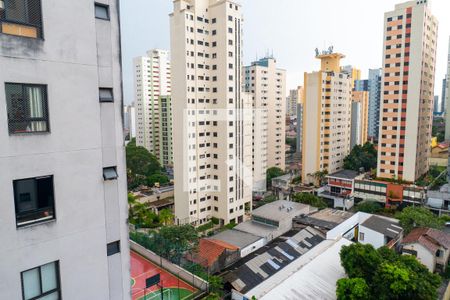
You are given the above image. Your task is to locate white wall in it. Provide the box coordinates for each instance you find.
[403,243,436,272]
[0,0,130,299]
[359,225,385,249]
[240,238,266,258]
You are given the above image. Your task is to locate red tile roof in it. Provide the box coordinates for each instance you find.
[189,239,238,267]
[402,227,450,253]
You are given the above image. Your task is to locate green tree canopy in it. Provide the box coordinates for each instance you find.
[292,192,327,209]
[266,167,285,188]
[396,206,444,234]
[336,278,370,300]
[338,244,441,300]
[343,142,377,172]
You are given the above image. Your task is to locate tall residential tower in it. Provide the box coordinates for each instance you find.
[170,0,253,226]
[244,57,286,171]
[0,1,130,299]
[134,49,173,167]
[377,0,438,182]
[302,52,352,184]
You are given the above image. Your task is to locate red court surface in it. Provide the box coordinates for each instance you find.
[131,251,197,300]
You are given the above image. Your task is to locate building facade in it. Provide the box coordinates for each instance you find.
[366,69,382,140]
[296,86,304,154]
[441,78,447,114]
[170,0,253,226]
[124,103,136,140]
[244,57,286,170]
[0,1,130,299]
[377,1,438,182]
[134,49,173,167]
[286,88,298,117]
[302,52,352,184]
[351,90,369,147]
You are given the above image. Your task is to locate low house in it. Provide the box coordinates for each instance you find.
[235,200,316,242]
[186,239,240,274]
[401,228,450,273]
[295,209,403,249]
[359,215,403,249]
[318,170,359,209]
[207,229,265,258]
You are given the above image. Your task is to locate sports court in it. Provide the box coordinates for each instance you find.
[131,251,198,300]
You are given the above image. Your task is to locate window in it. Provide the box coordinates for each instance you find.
[107,241,120,256]
[5,83,49,134]
[13,175,55,227]
[359,232,365,241]
[103,167,118,180]
[0,0,43,38]
[94,3,109,20]
[21,261,61,300]
[99,88,114,102]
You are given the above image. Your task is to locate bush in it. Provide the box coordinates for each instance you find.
[356,201,382,214]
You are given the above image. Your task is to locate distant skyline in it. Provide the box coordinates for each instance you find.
[120,0,450,104]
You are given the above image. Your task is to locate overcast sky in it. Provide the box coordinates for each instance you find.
[120,0,450,104]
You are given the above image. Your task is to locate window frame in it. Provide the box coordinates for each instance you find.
[94,2,110,20]
[20,261,61,300]
[99,87,114,102]
[5,82,50,135]
[103,166,118,180]
[13,175,56,228]
[0,0,44,39]
[107,240,121,256]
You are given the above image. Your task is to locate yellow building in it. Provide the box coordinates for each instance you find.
[302,51,352,184]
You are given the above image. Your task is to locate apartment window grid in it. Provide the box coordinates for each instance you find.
[5,83,49,135]
[0,0,43,38]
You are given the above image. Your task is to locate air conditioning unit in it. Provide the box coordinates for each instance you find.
[0,0,4,10]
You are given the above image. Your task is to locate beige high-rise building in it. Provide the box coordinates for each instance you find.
[302,52,352,184]
[341,65,361,89]
[287,88,299,117]
[134,49,173,167]
[170,0,253,226]
[244,57,286,171]
[377,1,438,182]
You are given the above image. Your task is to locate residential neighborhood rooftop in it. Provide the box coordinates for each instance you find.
[207,229,262,249]
[251,200,312,222]
[294,208,354,230]
[327,169,360,180]
[402,227,450,253]
[360,215,403,239]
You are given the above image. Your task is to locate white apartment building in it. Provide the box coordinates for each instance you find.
[377,0,438,182]
[170,0,253,226]
[134,49,173,166]
[244,57,286,171]
[124,103,136,140]
[0,1,130,299]
[302,52,352,184]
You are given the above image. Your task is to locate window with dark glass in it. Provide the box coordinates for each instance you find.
[5,83,49,134]
[13,175,55,227]
[103,167,118,180]
[99,88,114,102]
[107,241,120,256]
[0,0,43,38]
[21,261,61,300]
[94,3,109,20]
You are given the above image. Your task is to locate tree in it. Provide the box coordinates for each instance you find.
[309,170,328,186]
[336,278,369,300]
[343,142,377,172]
[340,243,382,282]
[338,244,441,300]
[355,201,382,214]
[159,208,174,226]
[208,275,223,295]
[292,192,327,209]
[286,137,296,153]
[266,167,285,188]
[396,206,444,234]
[146,173,170,187]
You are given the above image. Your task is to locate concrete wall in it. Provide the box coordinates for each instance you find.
[240,238,266,257]
[130,241,208,292]
[359,225,385,249]
[403,243,435,272]
[0,0,130,299]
